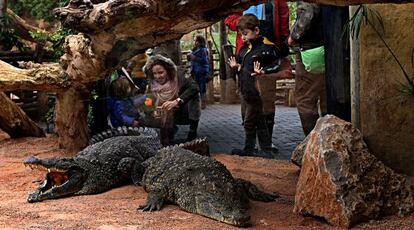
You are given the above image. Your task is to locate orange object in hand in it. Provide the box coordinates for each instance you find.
[144,98,153,107]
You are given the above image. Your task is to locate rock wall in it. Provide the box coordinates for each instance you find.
[359,4,414,175]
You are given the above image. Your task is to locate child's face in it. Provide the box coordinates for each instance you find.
[239,27,260,43]
[194,39,200,47]
[152,64,169,85]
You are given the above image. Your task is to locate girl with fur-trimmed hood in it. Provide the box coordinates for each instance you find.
[143,54,201,146]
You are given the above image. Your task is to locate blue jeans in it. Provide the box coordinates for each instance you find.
[193,73,208,99]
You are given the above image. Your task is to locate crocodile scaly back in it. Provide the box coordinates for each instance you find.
[160,137,210,156]
[89,126,158,145]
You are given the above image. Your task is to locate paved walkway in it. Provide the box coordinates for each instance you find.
[174,103,305,160]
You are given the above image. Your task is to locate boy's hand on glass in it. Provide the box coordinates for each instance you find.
[251,61,264,77]
[228,56,240,70]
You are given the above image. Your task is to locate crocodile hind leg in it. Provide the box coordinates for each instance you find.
[235,178,279,202]
[138,190,166,211]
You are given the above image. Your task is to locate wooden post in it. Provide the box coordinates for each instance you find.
[222,44,239,103]
[206,36,215,103]
[349,6,360,129]
[322,6,351,121]
[0,0,6,18]
[219,20,228,103]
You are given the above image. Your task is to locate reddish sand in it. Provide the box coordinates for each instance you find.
[0,133,413,229]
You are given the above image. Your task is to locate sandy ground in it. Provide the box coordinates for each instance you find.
[0,133,413,229]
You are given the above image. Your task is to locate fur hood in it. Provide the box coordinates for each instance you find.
[143,54,177,81]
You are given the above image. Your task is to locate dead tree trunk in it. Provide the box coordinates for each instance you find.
[0,92,45,138]
[55,86,90,151]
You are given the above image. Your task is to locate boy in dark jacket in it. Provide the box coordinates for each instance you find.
[228,14,281,158]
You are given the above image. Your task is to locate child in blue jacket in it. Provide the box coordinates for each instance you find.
[187,35,209,109]
[106,70,146,128]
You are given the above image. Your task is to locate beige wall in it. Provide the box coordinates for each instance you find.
[359,4,414,175]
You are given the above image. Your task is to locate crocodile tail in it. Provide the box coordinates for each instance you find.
[160,137,210,156]
[88,126,158,145]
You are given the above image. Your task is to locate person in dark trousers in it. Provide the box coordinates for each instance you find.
[228,14,282,158]
[187,35,209,109]
[288,1,327,135]
[143,55,201,146]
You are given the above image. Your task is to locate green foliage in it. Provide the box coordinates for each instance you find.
[9,0,69,22]
[30,27,73,60]
[287,2,297,28]
[88,90,98,129]
[44,103,55,124]
[0,15,28,51]
[42,95,56,132]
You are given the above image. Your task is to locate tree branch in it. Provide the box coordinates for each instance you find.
[0,60,71,91]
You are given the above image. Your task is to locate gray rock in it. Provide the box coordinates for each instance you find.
[293,115,414,228]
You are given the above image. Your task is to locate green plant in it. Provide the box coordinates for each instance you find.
[87,90,98,129]
[29,27,73,60]
[42,95,56,133]
[345,5,414,99]
[9,0,69,22]
[287,2,297,28]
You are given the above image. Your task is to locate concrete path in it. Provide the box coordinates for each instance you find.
[175,103,305,160]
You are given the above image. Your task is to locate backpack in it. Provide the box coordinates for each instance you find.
[259,20,289,57]
[259,20,276,44]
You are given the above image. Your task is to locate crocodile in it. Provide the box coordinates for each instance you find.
[137,146,279,227]
[24,126,209,202]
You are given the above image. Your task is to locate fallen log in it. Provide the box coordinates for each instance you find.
[0,92,45,138]
[0,60,71,92]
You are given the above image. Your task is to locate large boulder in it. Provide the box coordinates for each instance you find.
[293,115,414,228]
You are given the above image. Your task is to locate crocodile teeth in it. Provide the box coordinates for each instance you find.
[48,169,51,173]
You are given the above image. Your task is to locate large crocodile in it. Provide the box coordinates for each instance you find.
[24,126,208,202]
[137,146,279,227]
